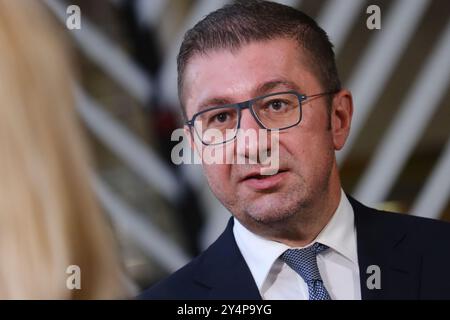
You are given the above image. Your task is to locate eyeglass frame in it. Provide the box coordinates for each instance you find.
[185,90,338,146]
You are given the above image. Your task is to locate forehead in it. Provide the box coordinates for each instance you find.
[183,38,319,117]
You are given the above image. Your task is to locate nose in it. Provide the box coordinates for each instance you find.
[239,108,261,131]
[236,109,271,164]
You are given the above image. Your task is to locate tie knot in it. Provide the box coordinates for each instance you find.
[280,242,329,283]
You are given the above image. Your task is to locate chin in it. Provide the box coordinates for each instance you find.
[248,211,295,225]
[243,195,301,225]
[241,192,309,224]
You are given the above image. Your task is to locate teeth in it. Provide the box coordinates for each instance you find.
[255,173,276,179]
[245,170,285,180]
[260,167,281,176]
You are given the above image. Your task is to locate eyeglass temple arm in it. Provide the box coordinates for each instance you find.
[304,90,339,100]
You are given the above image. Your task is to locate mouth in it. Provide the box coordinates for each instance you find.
[240,169,289,191]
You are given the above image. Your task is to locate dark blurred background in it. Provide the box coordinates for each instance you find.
[42,0,450,291]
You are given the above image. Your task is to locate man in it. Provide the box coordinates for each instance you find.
[140,1,450,299]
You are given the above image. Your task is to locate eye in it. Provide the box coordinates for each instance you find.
[266,99,288,112]
[213,112,229,123]
[206,109,236,126]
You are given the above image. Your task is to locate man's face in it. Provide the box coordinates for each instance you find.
[183,38,339,227]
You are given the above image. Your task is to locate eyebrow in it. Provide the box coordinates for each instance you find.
[255,80,302,96]
[195,79,303,112]
[197,97,234,112]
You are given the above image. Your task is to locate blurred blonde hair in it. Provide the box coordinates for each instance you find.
[0,0,128,299]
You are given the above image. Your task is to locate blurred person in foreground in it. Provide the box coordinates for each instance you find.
[0,0,129,299]
[140,1,450,300]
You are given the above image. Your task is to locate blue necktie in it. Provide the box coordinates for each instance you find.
[280,242,331,300]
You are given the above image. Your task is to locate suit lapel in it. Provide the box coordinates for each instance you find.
[350,196,421,299]
[194,218,262,299]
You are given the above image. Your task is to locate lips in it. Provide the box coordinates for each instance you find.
[240,169,288,191]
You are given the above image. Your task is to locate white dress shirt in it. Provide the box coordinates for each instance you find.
[233,189,361,300]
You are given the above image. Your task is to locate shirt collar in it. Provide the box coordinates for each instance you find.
[314,189,357,265]
[233,217,289,290]
[233,189,357,291]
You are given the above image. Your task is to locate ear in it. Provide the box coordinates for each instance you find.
[331,89,353,151]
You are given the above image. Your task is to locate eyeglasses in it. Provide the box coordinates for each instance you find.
[186,90,337,145]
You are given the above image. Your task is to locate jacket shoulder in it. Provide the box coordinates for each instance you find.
[137,254,207,300]
[369,206,450,242]
[138,218,236,300]
[351,196,450,253]
[138,217,256,300]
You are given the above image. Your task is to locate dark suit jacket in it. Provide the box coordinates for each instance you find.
[139,197,450,299]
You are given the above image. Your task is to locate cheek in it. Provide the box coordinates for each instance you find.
[282,128,334,175]
[203,164,232,193]
[288,104,334,152]
[300,101,330,131]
